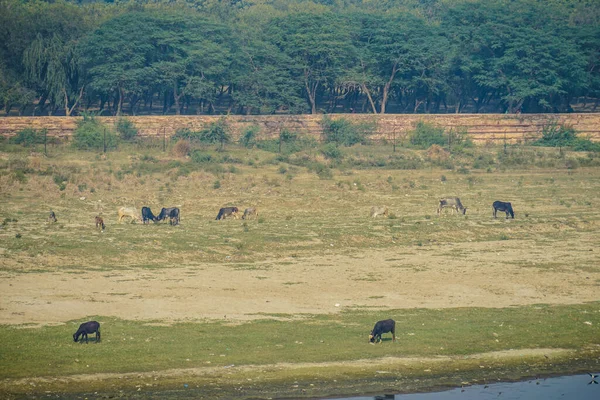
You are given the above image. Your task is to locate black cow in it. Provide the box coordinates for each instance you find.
[73,321,101,343]
[492,201,515,219]
[369,319,396,343]
[215,207,239,220]
[141,206,158,224]
[157,207,180,225]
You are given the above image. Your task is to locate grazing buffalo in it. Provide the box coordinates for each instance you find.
[118,207,141,223]
[242,207,258,220]
[369,319,396,343]
[370,206,389,218]
[157,207,180,225]
[437,197,467,215]
[48,211,57,223]
[141,206,158,224]
[73,321,101,343]
[95,216,105,230]
[493,201,514,219]
[216,207,239,220]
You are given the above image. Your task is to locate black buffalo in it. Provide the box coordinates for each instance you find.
[157,207,180,225]
[215,207,239,220]
[141,206,158,224]
[492,201,514,219]
[369,319,396,343]
[73,321,101,343]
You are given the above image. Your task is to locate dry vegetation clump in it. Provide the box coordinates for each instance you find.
[426,144,449,161]
[171,139,191,158]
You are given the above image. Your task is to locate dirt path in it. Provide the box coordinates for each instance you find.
[1,238,598,326]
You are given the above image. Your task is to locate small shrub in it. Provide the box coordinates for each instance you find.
[13,170,28,183]
[73,114,117,150]
[321,116,373,146]
[116,118,138,141]
[278,166,288,174]
[172,128,203,142]
[213,180,221,189]
[191,151,212,163]
[10,128,46,147]
[321,143,342,160]
[409,121,446,149]
[240,125,260,148]
[200,118,231,151]
[172,140,191,158]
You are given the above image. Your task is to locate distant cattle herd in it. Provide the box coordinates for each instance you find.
[49,197,513,345]
[47,197,514,234]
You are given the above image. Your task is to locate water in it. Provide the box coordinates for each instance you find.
[328,374,599,400]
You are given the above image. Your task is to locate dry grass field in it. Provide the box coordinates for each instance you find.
[0,142,599,398]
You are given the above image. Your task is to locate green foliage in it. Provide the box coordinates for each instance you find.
[190,151,212,163]
[321,117,372,147]
[409,121,446,149]
[10,128,46,147]
[534,122,600,152]
[200,119,231,150]
[240,126,260,148]
[116,118,138,142]
[172,128,203,143]
[321,143,342,160]
[72,115,117,151]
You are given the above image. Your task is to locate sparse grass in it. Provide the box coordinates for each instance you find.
[1,142,600,396]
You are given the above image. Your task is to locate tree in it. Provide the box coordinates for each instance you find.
[269,12,355,114]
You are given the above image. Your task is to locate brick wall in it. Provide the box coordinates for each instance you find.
[1,113,599,144]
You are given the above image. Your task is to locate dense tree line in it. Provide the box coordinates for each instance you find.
[1,0,599,116]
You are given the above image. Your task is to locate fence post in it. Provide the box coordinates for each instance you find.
[103,128,107,153]
[163,127,166,152]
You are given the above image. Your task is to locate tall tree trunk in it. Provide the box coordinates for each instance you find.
[361,83,378,114]
[117,85,124,116]
[381,62,399,114]
[304,70,317,114]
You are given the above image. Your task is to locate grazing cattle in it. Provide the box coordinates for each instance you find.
[369,319,396,343]
[141,206,158,224]
[242,207,258,220]
[216,207,239,220]
[437,197,467,215]
[370,206,389,218]
[157,207,180,225]
[493,201,514,219]
[48,211,57,223]
[95,216,105,230]
[73,321,101,343]
[118,207,141,223]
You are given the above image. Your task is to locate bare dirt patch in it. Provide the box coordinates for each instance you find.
[1,235,598,326]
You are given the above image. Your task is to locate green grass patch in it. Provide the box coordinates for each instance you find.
[0,304,599,380]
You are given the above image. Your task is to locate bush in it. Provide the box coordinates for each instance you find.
[200,118,231,150]
[409,121,446,149]
[321,143,342,160]
[116,118,138,141]
[534,122,575,147]
[11,128,46,147]
[240,125,260,148]
[172,139,191,158]
[73,115,117,150]
[190,150,212,163]
[321,117,373,147]
[172,128,203,142]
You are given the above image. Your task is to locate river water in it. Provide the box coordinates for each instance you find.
[328,373,599,400]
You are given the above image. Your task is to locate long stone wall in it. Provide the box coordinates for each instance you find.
[1,113,599,144]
